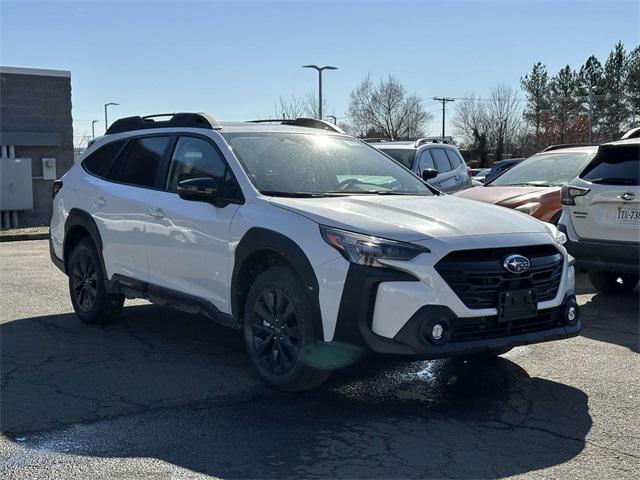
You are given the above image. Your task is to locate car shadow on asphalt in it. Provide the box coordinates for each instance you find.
[1,304,592,478]
[575,275,639,353]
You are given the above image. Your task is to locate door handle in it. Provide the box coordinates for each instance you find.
[148,207,165,218]
[92,195,106,207]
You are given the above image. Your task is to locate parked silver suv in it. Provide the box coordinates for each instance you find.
[369,138,472,192]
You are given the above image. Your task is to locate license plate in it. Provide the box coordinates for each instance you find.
[616,207,640,224]
[497,289,537,322]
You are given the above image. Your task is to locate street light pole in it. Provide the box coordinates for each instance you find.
[91,120,100,139]
[302,65,337,120]
[104,102,119,132]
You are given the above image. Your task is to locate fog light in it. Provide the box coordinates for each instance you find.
[567,306,577,322]
[431,323,444,340]
[432,323,444,341]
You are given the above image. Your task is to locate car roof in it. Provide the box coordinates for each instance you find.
[601,137,640,147]
[537,145,599,155]
[374,141,458,150]
[218,122,343,135]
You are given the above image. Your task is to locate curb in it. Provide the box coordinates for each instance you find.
[0,233,50,243]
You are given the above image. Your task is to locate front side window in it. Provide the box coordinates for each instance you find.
[224,133,431,196]
[490,151,595,187]
[431,148,451,173]
[166,137,227,191]
[82,139,126,177]
[107,136,170,187]
[417,150,435,172]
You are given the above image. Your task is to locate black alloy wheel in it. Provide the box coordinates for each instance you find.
[71,252,98,311]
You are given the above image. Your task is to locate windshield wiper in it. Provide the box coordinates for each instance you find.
[589,177,637,185]
[261,191,349,198]
[326,190,426,196]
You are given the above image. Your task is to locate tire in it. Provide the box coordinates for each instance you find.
[549,211,561,225]
[588,270,639,294]
[68,237,124,325]
[243,266,331,391]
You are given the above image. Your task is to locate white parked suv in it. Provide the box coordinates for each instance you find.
[50,113,580,391]
[368,139,472,192]
[559,138,640,294]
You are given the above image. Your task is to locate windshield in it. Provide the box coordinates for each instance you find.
[377,148,415,168]
[489,151,595,187]
[224,133,431,196]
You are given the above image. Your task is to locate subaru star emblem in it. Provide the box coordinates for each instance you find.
[503,254,530,274]
[620,192,635,201]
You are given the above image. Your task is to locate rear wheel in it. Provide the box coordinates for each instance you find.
[68,237,124,324]
[588,270,639,294]
[243,266,330,391]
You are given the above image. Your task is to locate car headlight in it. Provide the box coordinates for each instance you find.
[320,225,429,267]
[515,202,542,216]
[544,222,567,245]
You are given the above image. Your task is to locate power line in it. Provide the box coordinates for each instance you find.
[433,97,455,138]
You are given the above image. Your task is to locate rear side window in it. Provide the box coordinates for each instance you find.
[581,145,640,186]
[431,148,451,172]
[107,136,170,188]
[445,149,463,168]
[82,140,126,177]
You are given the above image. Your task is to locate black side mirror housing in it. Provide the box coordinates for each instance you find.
[177,177,219,204]
[422,169,438,181]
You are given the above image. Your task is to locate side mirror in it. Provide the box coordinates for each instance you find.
[177,177,219,204]
[422,169,438,181]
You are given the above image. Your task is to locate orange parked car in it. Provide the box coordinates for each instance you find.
[454,145,598,224]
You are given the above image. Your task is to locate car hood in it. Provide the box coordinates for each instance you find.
[269,194,549,242]
[453,185,559,207]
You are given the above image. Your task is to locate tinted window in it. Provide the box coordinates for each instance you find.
[83,140,126,177]
[581,145,639,186]
[107,136,170,187]
[225,133,431,195]
[166,137,227,191]
[417,150,435,172]
[490,151,595,187]
[445,149,463,168]
[378,148,415,168]
[432,148,451,172]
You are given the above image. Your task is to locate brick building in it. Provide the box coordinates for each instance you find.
[0,66,73,227]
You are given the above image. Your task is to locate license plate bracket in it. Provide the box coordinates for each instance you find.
[498,289,537,322]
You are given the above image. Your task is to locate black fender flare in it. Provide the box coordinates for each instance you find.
[231,227,324,338]
[63,209,108,282]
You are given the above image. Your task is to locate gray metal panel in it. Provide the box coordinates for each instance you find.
[0,131,61,147]
[0,157,33,210]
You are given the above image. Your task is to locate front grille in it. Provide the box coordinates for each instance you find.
[435,245,563,309]
[451,306,565,342]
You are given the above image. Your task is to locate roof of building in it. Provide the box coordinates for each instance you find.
[0,66,71,78]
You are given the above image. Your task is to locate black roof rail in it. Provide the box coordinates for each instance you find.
[362,137,393,143]
[248,117,344,134]
[106,112,221,134]
[542,143,596,152]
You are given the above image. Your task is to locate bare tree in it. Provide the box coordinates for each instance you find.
[452,95,491,166]
[274,92,327,119]
[487,84,523,161]
[347,74,431,139]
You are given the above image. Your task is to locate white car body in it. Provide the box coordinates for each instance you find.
[50,114,580,388]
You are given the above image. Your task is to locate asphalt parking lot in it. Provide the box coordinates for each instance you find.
[0,240,638,479]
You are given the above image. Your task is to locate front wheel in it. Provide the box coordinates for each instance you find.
[68,237,124,324]
[243,266,330,391]
[588,270,639,294]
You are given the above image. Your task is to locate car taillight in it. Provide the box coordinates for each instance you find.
[561,185,589,205]
[52,180,63,198]
[466,166,472,177]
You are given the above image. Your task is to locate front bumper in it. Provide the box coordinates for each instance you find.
[330,263,579,359]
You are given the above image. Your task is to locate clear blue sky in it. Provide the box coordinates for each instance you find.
[1,0,638,141]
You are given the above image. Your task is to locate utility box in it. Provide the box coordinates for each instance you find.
[42,157,57,180]
[0,157,33,211]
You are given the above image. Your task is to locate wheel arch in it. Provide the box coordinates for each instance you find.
[231,228,324,338]
[63,209,106,278]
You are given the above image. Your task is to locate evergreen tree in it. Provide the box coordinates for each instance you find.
[549,65,582,143]
[578,55,605,142]
[521,62,550,144]
[626,45,640,125]
[601,41,629,140]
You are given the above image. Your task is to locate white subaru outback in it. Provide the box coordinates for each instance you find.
[50,113,580,391]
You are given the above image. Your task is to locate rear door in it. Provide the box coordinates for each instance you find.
[91,135,172,282]
[568,143,640,242]
[445,148,471,191]
[144,134,242,313]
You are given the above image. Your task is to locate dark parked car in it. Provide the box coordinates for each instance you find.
[484,158,526,183]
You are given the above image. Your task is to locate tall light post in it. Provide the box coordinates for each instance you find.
[104,102,119,131]
[91,120,100,139]
[302,65,337,120]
